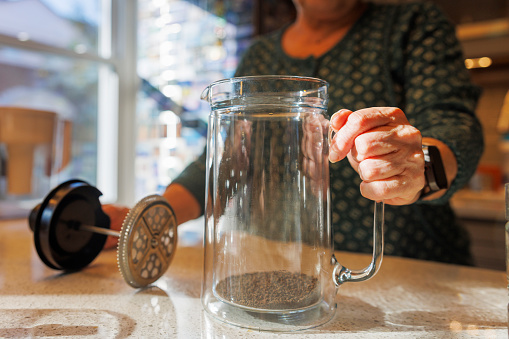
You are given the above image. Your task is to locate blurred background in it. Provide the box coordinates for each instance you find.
[0,0,508,270]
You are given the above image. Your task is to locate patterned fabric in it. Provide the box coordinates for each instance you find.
[174,2,483,265]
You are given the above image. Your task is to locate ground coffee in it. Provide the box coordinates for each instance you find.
[215,270,320,310]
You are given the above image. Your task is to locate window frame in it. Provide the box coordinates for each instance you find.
[0,0,139,204]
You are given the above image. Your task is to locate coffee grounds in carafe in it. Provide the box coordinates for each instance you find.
[215,271,320,310]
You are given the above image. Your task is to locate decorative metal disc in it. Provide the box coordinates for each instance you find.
[117,195,177,288]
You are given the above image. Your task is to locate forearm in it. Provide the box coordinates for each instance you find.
[162,183,201,225]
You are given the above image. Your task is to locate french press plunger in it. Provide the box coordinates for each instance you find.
[28,179,177,288]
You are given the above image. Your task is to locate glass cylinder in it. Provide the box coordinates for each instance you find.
[201,76,383,331]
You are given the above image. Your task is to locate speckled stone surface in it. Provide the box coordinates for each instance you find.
[0,218,507,338]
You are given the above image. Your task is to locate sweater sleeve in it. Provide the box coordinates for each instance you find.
[171,149,207,215]
[391,3,484,204]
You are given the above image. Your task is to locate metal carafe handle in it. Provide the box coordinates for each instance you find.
[328,125,385,286]
[333,201,384,284]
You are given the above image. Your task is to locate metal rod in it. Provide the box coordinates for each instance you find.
[80,224,120,237]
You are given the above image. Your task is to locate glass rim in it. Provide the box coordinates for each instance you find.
[208,75,329,88]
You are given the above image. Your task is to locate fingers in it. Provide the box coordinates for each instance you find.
[349,125,422,162]
[353,149,425,200]
[329,107,425,205]
[329,108,352,131]
[329,109,353,162]
[329,107,408,163]
[102,204,130,231]
[102,204,130,250]
[359,176,424,205]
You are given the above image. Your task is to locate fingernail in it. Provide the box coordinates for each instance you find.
[334,109,350,117]
[330,113,339,123]
[331,109,350,126]
[329,150,340,163]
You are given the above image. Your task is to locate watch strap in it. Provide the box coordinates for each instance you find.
[420,145,448,199]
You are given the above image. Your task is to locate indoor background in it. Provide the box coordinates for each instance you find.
[0,0,508,270]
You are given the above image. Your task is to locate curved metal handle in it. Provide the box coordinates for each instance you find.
[327,119,384,286]
[333,201,384,285]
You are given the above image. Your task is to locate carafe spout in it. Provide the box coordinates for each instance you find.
[200,85,210,102]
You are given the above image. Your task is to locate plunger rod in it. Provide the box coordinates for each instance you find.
[60,219,120,237]
[79,224,120,237]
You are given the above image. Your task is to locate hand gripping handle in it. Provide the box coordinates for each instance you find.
[328,124,384,285]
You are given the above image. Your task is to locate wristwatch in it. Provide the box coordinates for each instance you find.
[420,145,448,199]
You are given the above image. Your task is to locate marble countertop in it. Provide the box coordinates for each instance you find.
[0,218,507,338]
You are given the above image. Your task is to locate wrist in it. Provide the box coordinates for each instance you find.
[420,144,448,200]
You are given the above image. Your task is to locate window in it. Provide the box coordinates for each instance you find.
[0,0,135,217]
[135,0,254,198]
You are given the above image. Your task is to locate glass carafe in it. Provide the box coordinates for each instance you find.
[200,76,384,331]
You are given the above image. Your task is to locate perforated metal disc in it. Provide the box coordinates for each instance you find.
[117,195,177,288]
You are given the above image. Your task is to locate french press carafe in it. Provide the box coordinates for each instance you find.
[200,76,384,331]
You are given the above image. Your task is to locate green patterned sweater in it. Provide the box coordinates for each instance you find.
[174,2,483,265]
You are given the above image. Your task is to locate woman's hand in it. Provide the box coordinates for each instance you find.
[329,108,425,205]
[101,204,130,249]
